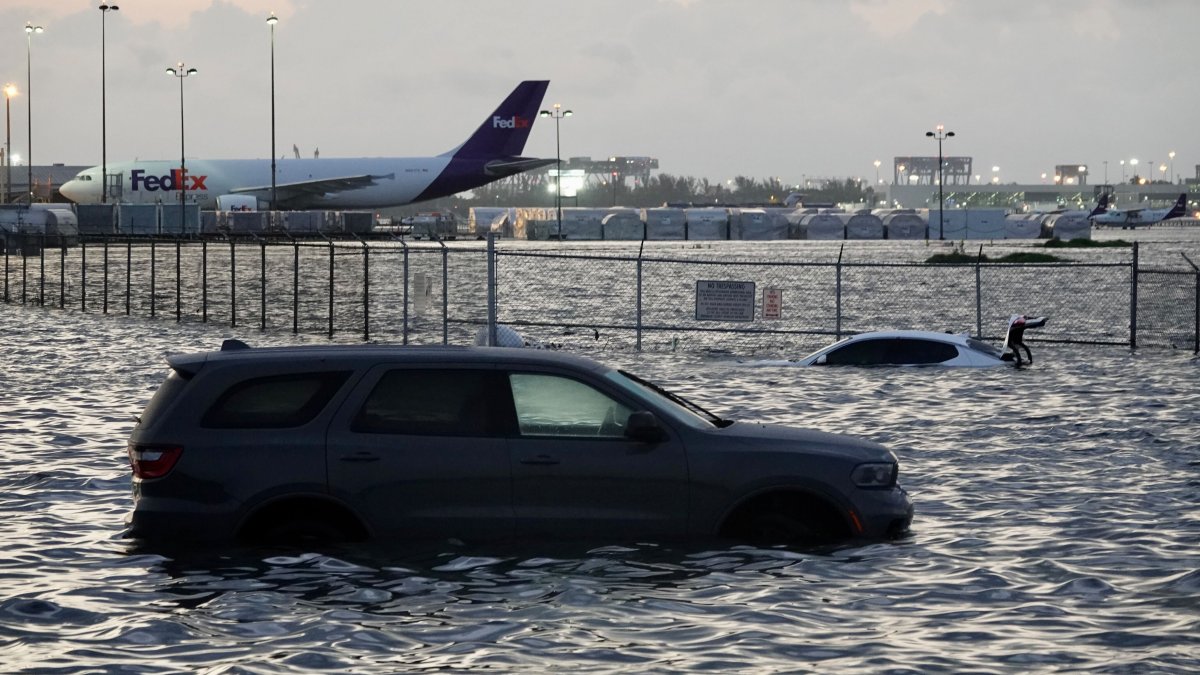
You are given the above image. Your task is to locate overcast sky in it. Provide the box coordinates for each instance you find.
[0,0,1194,186]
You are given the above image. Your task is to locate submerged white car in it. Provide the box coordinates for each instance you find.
[794,316,1047,367]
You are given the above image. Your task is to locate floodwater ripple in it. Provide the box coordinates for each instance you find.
[1,300,1198,673]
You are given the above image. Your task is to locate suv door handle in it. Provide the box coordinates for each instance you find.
[519,455,560,466]
[339,452,381,463]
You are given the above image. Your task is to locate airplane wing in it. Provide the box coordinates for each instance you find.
[229,173,395,202]
[484,157,558,177]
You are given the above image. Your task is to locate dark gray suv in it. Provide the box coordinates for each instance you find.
[127,342,912,545]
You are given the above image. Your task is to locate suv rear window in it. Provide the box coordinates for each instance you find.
[202,371,351,429]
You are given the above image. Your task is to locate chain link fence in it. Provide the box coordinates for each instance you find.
[2,233,1197,354]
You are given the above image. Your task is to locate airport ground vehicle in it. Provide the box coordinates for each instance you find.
[127,342,912,545]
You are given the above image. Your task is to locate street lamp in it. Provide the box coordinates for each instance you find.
[99,4,118,203]
[166,62,197,229]
[925,125,954,240]
[25,21,43,204]
[873,159,881,184]
[539,103,571,238]
[1130,158,1139,184]
[3,84,15,204]
[991,166,1000,184]
[1168,151,1175,184]
[267,12,278,211]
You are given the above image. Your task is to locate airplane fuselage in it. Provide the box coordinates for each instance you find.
[60,80,554,211]
[65,157,458,210]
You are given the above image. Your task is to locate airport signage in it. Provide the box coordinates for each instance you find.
[695,280,755,322]
[763,287,783,320]
[131,168,208,192]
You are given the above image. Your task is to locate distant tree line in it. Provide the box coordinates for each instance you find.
[382,174,878,219]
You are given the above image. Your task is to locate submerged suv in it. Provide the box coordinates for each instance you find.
[127,342,913,544]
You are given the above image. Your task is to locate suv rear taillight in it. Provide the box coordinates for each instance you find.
[128,443,183,479]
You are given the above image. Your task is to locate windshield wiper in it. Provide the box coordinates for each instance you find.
[618,370,733,428]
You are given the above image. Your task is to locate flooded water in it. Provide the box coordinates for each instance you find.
[2,252,1199,671]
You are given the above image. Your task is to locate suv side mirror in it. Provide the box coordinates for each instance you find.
[625,410,667,443]
[815,354,828,365]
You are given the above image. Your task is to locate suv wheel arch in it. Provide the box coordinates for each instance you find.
[717,489,852,544]
[237,496,369,544]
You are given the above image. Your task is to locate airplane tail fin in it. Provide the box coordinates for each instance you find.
[1164,193,1187,220]
[445,80,550,160]
[1087,192,1110,218]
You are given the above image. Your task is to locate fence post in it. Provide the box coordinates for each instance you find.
[21,233,27,305]
[636,240,644,352]
[39,234,46,306]
[292,239,299,334]
[230,240,238,328]
[835,244,844,339]
[486,232,497,346]
[102,236,109,314]
[441,240,449,345]
[150,239,157,318]
[402,240,410,345]
[975,244,983,338]
[1130,241,1139,350]
[124,237,131,315]
[58,240,65,309]
[328,238,335,339]
[80,239,87,311]
[175,238,181,322]
[362,239,370,342]
[260,239,267,331]
[202,239,209,323]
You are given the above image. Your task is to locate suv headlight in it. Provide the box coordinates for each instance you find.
[851,462,897,488]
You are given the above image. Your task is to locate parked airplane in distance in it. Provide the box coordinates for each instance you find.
[60,80,554,210]
[1090,193,1188,228]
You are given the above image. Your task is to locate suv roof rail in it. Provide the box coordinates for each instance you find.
[221,339,251,351]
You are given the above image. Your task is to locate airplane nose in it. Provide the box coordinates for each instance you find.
[60,180,85,204]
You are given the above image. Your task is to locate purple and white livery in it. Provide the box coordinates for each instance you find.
[61,81,554,210]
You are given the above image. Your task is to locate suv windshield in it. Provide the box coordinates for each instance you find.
[606,370,730,428]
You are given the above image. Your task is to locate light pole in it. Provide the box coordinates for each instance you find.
[873,159,881,184]
[25,21,43,204]
[1169,151,1176,184]
[1120,159,1126,183]
[1103,160,1108,185]
[1130,158,1139,183]
[166,62,197,229]
[99,4,118,203]
[267,12,278,211]
[3,84,15,204]
[925,125,954,240]
[539,102,571,238]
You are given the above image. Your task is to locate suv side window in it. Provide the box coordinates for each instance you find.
[202,371,351,429]
[352,369,501,437]
[508,373,633,438]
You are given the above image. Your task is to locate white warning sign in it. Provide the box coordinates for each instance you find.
[695,280,756,322]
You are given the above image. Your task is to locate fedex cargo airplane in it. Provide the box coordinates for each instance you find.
[60,80,554,210]
[1090,193,1188,227]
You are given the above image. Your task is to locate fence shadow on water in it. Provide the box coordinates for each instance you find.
[2,233,1197,354]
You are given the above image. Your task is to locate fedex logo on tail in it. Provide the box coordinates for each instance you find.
[131,168,208,192]
[492,115,531,129]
